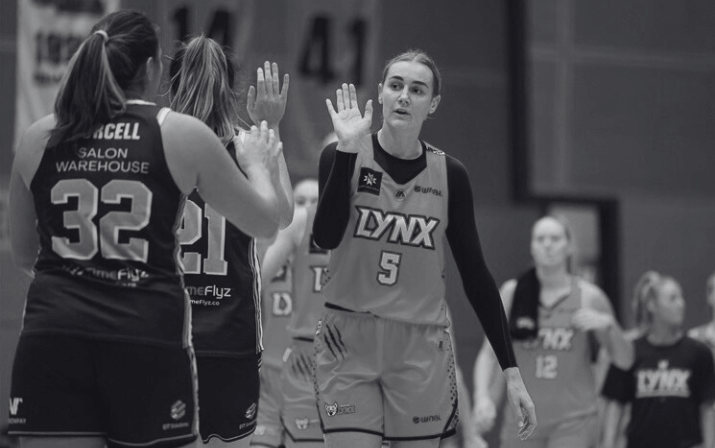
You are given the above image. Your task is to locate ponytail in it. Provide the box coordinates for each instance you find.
[49,10,158,147]
[169,35,245,146]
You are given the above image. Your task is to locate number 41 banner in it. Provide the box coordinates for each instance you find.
[156,0,380,180]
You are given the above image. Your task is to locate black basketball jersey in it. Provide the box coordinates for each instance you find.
[179,138,262,357]
[24,101,190,347]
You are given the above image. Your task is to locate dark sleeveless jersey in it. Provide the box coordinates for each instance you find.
[179,138,262,357]
[287,205,330,340]
[24,102,189,347]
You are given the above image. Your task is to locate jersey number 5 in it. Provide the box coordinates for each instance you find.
[51,179,152,262]
[377,251,402,286]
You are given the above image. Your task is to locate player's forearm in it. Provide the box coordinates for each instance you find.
[601,399,624,448]
[600,320,634,370]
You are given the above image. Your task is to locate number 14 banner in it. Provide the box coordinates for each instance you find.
[157,0,380,180]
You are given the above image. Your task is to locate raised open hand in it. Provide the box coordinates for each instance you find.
[247,61,289,128]
[325,83,373,153]
[235,120,282,173]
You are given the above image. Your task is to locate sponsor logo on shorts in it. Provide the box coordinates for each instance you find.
[8,397,26,425]
[163,421,190,431]
[295,417,320,430]
[245,402,257,420]
[324,402,356,417]
[412,415,442,424]
[171,400,186,420]
[186,284,232,301]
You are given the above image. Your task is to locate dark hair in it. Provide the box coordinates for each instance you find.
[381,50,442,97]
[50,10,159,146]
[169,35,245,146]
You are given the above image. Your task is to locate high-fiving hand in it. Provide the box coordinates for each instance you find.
[325,83,373,153]
[247,61,289,129]
[235,120,282,174]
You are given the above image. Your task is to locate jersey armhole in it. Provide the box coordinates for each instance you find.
[157,107,171,126]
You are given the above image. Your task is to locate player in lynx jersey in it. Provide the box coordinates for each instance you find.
[262,200,329,447]
[7,11,281,448]
[688,272,715,367]
[601,272,715,448]
[169,36,293,447]
[253,263,292,448]
[472,216,633,448]
[312,51,536,448]
[253,179,320,448]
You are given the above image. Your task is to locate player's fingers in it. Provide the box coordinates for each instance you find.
[247,86,256,113]
[325,98,336,117]
[364,99,374,122]
[270,62,280,96]
[349,83,358,108]
[280,74,290,102]
[335,89,345,111]
[256,68,266,97]
[263,61,274,96]
[341,83,351,110]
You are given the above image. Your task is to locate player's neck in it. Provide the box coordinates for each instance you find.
[647,323,683,346]
[377,127,422,160]
[535,265,570,290]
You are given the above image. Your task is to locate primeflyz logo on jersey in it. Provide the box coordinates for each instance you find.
[186,284,232,300]
[522,327,575,351]
[354,206,440,249]
[357,168,383,196]
[636,360,691,398]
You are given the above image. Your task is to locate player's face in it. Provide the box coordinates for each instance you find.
[378,61,440,130]
[293,180,318,208]
[652,279,685,327]
[530,217,572,269]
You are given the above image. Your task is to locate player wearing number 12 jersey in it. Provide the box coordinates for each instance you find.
[312,51,536,448]
[7,11,281,448]
[169,36,293,447]
[472,216,633,448]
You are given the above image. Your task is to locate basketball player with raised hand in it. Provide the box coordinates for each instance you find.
[311,50,536,448]
[8,10,281,448]
[169,35,293,447]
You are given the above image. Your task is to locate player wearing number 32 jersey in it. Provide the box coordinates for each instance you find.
[7,11,280,448]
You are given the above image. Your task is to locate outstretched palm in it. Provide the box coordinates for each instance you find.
[247,61,289,128]
[326,83,373,153]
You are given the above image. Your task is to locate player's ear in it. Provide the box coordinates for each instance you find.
[428,95,441,114]
[377,83,383,104]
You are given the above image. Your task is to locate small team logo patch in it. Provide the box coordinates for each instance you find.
[324,402,356,417]
[516,317,536,330]
[395,190,406,201]
[357,168,382,196]
[170,400,186,420]
[245,402,257,420]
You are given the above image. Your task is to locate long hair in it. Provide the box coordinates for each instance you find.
[50,10,159,146]
[168,35,245,146]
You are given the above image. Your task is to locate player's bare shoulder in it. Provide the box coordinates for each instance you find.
[577,278,612,313]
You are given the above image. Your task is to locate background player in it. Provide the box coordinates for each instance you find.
[601,271,715,448]
[312,50,536,448]
[472,215,633,448]
[169,35,292,447]
[252,179,319,448]
[7,10,281,448]
[262,180,328,448]
[688,271,715,364]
